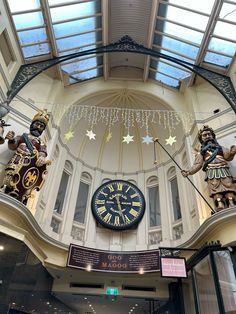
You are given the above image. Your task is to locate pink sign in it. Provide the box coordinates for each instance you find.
[160,257,187,278]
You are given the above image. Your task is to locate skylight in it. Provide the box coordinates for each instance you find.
[7,0,103,85]
[150,0,236,89]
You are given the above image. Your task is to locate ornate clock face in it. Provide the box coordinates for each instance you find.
[91,180,145,230]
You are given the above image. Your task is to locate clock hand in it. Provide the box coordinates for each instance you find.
[116,196,125,221]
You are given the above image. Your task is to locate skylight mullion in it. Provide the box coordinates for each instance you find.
[212,34,236,44]
[154,69,183,81]
[48,0,98,9]
[152,44,196,62]
[149,69,180,89]
[55,28,102,40]
[205,48,235,58]
[16,25,46,32]
[154,30,200,48]
[217,18,236,25]
[69,64,103,76]
[59,40,102,53]
[151,57,192,73]
[158,0,210,17]
[20,40,49,48]
[62,53,103,65]
[224,0,236,5]
[10,8,42,15]
[156,16,205,34]
[52,13,102,25]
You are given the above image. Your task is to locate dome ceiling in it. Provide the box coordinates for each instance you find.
[59,89,188,174]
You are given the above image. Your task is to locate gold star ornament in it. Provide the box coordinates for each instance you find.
[106,132,112,142]
[64,130,74,141]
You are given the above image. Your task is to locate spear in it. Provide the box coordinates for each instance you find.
[154,138,216,214]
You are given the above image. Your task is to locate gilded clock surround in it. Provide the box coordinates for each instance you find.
[91,180,146,231]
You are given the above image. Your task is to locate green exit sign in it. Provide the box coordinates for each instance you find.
[106,287,118,295]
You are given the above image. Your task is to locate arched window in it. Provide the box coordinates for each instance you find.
[73,172,92,224]
[147,176,161,227]
[53,160,73,215]
[168,167,182,221]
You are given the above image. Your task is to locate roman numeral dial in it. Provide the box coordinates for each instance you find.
[91,180,146,230]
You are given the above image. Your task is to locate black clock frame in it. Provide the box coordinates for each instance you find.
[91,180,146,231]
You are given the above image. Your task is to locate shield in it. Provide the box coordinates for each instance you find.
[4,154,50,203]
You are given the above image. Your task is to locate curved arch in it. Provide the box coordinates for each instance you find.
[5,36,236,113]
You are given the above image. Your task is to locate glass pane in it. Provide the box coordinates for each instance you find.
[170,177,182,220]
[220,3,236,23]
[13,12,44,29]
[69,67,103,84]
[56,31,101,51]
[204,51,232,67]
[61,56,102,73]
[50,1,100,23]
[194,255,219,314]
[168,0,215,14]
[58,43,102,56]
[154,35,199,59]
[53,17,102,38]
[53,171,70,214]
[214,250,236,313]
[214,21,236,41]
[8,0,40,12]
[22,43,50,58]
[148,185,161,227]
[150,59,191,79]
[153,47,195,64]
[149,70,180,88]
[182,272,196,314]
[18,28,47,45]
[158,4,209,30]
[156,20,204,45]
[73,182,89,223]
[208,37,236,56]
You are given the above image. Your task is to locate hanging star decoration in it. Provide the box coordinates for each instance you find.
[64,130,74,141]
[106,132,112,142]
[86,130,96,140]
[122,134,134,144]
[142,135,153,145]
[165,135,177,146]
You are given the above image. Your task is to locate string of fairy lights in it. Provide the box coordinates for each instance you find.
[62,105,194,145]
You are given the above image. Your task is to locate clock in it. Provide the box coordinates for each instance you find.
[91,180,145,230]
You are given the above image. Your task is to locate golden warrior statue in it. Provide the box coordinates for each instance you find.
[1,109,51,204]
[181,125,236,211]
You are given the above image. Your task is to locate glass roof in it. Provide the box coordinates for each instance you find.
[6,0,236,89]
[150,0,236,88]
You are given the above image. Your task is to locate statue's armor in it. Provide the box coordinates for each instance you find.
[202,149,236,197]
[204,150,232,181]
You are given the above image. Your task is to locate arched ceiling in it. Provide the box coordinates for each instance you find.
[59,89,187,173]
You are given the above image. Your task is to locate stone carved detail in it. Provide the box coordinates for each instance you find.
[71,225,84,241]
[173,223,183,240]
[149,230,162,245]
[51,217,61,233]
